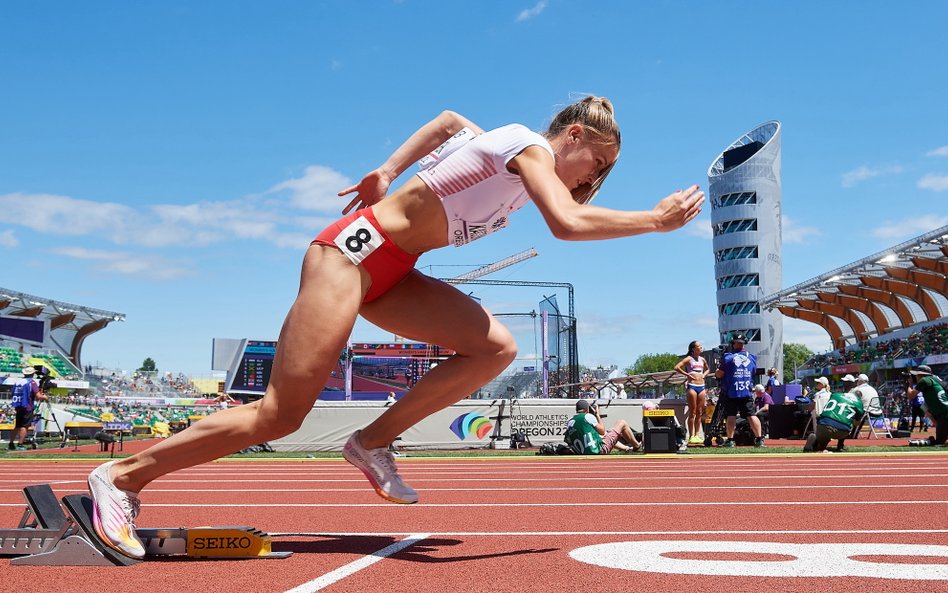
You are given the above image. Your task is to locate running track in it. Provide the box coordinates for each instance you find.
[2,454,947,592]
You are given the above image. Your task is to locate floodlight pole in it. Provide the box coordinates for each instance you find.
[541,310,549,398]
[345,341,353,402]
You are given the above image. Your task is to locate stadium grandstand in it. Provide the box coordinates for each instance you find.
[0,286,125,376]
[0,287,232,440]
[760,225,948,392]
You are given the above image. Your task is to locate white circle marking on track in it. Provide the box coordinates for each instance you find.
[569,540,948,580]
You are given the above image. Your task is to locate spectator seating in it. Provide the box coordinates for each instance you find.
[0,347,26,374]
[31,352,79,378]
[802,323,948,369]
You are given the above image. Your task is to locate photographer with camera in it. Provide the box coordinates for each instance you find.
[8,366,47,451]
[803,388,864,454]
[714,333,765,448]
[905,365,948,446]
[565,399,641,455]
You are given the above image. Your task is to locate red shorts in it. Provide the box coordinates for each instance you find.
[312,208,418,303]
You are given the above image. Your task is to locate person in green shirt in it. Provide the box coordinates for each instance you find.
[906,365,948,446]
[803,391,864,453]
[565,399,640,454]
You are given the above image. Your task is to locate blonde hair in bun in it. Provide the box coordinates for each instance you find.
[545,96,621,204]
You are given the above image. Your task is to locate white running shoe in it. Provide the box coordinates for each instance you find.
[87,460,146,559]
[343,431,418,504]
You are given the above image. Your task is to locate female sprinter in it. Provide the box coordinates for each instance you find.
[87,96,704,558]
[674,340,709,444]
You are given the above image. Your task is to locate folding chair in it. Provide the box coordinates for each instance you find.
[854,395,890,439]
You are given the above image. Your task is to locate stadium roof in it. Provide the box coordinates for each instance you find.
[760,225,948,349]
[0,286,125,369]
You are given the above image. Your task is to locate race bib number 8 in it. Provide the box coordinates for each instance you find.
[334,216,384,265]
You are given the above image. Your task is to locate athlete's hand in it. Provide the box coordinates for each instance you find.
[339,168,392,214]
[651,185,704,232]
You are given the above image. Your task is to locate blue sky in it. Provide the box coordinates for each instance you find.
[1,1,946,376]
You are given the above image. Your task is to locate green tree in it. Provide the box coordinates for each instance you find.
[625,352,681,376]
[783,343,813,382]
[138,357,157,372]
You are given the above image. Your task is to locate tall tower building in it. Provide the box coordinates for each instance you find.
[707,121,783,375]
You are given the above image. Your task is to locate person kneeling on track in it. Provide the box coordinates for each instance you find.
[905,365,948,446]
[803,390,864,454]
[565,399,641,454]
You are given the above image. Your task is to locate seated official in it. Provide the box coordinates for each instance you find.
[753,384,773,437]
[565,400,640,454]
[803,391,864,453]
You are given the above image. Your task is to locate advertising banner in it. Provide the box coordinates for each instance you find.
[271,398,680,452]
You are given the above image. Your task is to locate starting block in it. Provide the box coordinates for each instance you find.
[1,484,290,565]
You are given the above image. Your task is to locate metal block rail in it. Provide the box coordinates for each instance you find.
[1,484,291,565]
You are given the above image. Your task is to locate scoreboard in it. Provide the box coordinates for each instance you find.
[225,340,276,395]
[220,339,452,398]
[350,342,455,357]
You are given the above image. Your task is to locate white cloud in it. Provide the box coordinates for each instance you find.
[781,215,820,244]
[691,316,718,329]
[516,0,548,22]
[918,173,948,191]
[0,163,350,253]
[684,218,712,239]
[841,164,904,188]
[0,229,18,248]
[0,193,139,238]
[577,312,644,337]
[266,165,351,211]
[871,214,948,240]
[50,246,192,280]
[926,146,948,157]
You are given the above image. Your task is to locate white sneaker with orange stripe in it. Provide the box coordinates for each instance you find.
[87,460,146,559]
[342,431,418,504]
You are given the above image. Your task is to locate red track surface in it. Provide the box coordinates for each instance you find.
[2,454,948,592]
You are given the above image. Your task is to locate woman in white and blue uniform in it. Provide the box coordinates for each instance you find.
[675,340,709,444]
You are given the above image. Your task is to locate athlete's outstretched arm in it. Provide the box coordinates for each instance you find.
[339,111,483,213]
[511,146,704,241]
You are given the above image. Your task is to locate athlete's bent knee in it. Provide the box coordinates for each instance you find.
[253,403,311,441]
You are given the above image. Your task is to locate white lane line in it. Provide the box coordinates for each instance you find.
[3,500,945,508]
[5,483,948,494]
[6,473,948,485]
[282,533,430,593]
[4,465,946,476]
[271,528,948,537]
[3,460,945,471]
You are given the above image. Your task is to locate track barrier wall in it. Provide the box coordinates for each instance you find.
[271,398,686,452]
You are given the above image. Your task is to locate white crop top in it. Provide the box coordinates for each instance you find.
[416,124,554,247]
[686,356,706,374]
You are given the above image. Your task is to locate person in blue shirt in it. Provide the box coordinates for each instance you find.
[714,333,765,448]
[8,367,46,451]
[765,367,780,398]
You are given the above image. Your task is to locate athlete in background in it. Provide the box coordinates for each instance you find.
[674,340,709,444]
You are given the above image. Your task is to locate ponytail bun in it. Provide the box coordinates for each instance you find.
[583,96,615,117]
